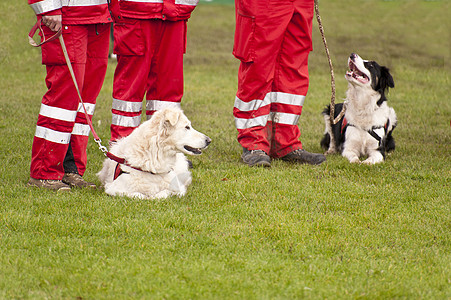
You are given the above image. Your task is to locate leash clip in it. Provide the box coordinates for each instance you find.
[95,139,108,155]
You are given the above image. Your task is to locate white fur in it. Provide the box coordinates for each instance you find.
[323,54,397,165]
[341,87,396,164]
[97,108,211,199]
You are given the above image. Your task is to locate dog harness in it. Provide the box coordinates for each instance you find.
[341,117,390,148]
[108,152,172,181]
[107,152,154,181]
[113,163,128,181]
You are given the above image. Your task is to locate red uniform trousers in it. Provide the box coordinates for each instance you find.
[30,23,110,180]
[110,18,186,141]
[233,0,314,158]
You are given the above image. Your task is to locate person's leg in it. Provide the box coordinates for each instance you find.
[29,25,87,189]
[145,20,184,119]
[271,0,325,164]
[233,0,292,157]
[269,1,313,158]
[30,70,78,179]
[110,18,152,141]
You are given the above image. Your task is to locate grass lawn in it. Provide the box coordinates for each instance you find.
[0,0,449,299]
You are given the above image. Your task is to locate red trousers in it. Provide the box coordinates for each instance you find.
[233,0,314,158]
[110,18,186,141]
[31,23,110,180]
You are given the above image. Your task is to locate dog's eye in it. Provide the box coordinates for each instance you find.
[185,126,191,130]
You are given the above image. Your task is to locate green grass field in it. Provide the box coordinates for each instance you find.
[0,0,450,299]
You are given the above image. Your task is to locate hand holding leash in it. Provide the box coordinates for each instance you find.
[42,15,62,32]
[28,17,61,47]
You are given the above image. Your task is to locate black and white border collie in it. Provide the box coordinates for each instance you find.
[321,53,397,164]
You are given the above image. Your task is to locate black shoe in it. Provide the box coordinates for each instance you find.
[281,149,326,165]
[241,148,271,167]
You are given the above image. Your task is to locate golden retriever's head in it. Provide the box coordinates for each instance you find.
[153,108,211,155]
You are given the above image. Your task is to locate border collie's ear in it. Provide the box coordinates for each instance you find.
[380,66,395,90]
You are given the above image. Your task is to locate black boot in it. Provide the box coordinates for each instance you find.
[281,149,326,165]
[241,148,271,167]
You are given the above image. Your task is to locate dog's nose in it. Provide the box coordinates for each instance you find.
[350,53,357,60]
[205,137,212,146]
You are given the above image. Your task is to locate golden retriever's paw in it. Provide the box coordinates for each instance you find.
[129,192,147,199]
[154,190,172,199]
[349,157,361,164]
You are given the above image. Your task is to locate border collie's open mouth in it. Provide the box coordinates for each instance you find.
[346,60,370,84]
[184,145,202,155]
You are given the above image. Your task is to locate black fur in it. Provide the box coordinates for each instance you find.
[364,61,395,106]
[320,103,345,152]
[385,126,396,153]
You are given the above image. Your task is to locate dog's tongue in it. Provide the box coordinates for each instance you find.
[346,68,369,84]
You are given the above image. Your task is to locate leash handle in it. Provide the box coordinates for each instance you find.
[28,17,62,47]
